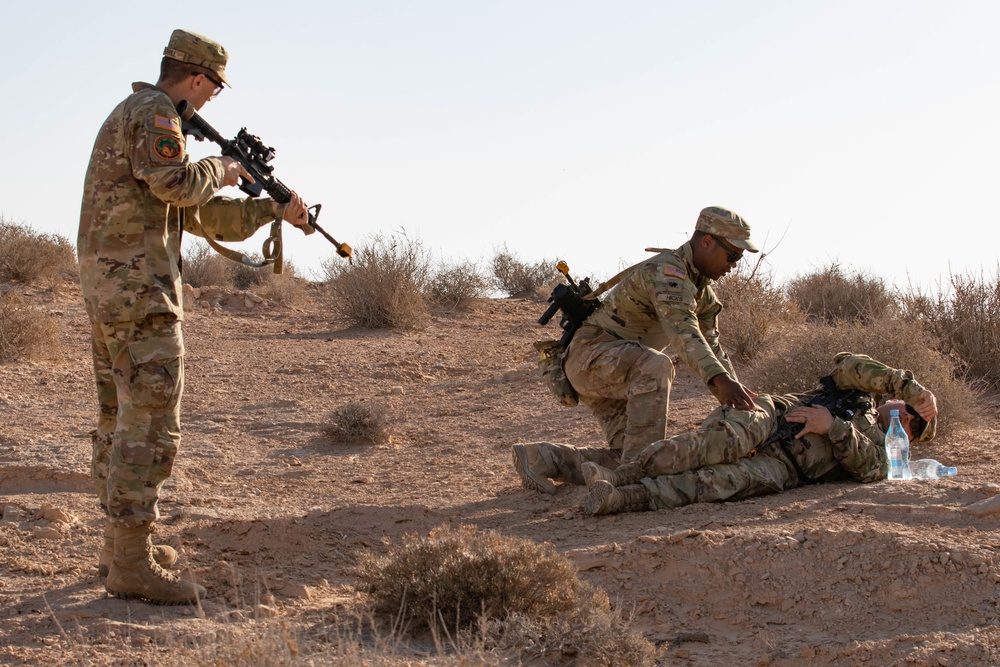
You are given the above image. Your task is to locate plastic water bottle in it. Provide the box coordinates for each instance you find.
[910,458,958,479]
[885,409,911,480]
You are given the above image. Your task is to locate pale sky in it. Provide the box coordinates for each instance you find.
[2,1,998,292]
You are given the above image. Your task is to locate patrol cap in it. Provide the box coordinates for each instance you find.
[695,206,759,253]
[163,29,230,86]
[908,404,937,443]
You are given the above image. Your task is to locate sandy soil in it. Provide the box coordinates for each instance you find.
[2,281,999,666]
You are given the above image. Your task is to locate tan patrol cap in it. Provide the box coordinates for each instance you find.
[163,29,231,86]
[695,206,759,253]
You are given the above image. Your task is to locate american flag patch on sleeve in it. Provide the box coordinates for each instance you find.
[663,265,687,280]
[154,115,181,133]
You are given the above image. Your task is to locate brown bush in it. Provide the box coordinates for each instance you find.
[715,260,802,363]
[182,240,232,287]
[321,233,431,329]
[359,524,582,632]
[0,292,60,362]
[324,401,393,443]
[0,218,77,286]
[902,268,1000,390]
[743,317,974,441]
[428,259,489,312]
[490,246,558,298]
[787,263,898,325]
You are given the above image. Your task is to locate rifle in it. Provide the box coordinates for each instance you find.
[176,100,352,265]
[761,376,872,482]
[538,261,601,347]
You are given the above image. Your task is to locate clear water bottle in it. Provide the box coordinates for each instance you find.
[885,409,911,480]
[910,458,957,479]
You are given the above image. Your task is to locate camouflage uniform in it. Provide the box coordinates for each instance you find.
[563,236,741,462]
[639,353,935,509]
[79,78,303,528]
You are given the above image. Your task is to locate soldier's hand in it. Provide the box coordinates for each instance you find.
[787,405,835,438]
[275,193,309,230]
[710,374,758,411]
[221,157,254,188]
[913,390,938,421]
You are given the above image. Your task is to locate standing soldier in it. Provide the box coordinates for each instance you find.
[513,206,758,494]
[78,29,313,604]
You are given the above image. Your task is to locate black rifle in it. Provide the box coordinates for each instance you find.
[538,261,601,347]
[176,100,352,261]
[762,376,872,483]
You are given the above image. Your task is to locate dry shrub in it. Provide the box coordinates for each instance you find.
[0,218,77,286]
[322,233,431,329]
[715,261,802,363]
[182,240,231,287]
[325,401,392,443]
[743,317,974,441]
[903,268,1000,390]
[255,270,309,307]
[0,292,60,362]
[787,263,898,324]
[490,245,558,298]
[428,259,489,311]
[358,525,654,665]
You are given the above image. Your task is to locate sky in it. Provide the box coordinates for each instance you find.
[2,1,998,292]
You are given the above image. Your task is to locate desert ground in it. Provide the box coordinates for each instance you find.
[2,280,1000,666]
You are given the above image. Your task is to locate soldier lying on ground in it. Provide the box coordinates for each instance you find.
[577,352,939,515]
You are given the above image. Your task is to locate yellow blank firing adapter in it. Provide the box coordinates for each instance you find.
[556,260,570,276]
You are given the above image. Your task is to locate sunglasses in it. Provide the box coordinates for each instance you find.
[197,72,224,99]
[711,235,743,264]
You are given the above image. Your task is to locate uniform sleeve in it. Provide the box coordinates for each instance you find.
[645,262,729,384]
[829,352,928,405]
[185,196,277,242]
[827,417,889,483]
[126,100,225,207]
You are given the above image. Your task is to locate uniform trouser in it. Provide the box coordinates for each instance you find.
[563,327,675,462]
[639,395,780,475]
[636,395,800,509]
[90,314,184,528]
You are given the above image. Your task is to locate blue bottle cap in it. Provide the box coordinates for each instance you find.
[890,409,899,417]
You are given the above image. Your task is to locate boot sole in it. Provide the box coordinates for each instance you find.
[105,582,204,606]
[584,481,614,515]
[512,445,557,495]
[581,462,602,488]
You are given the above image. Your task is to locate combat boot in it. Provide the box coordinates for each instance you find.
[98,522,178,577]
[581,460,645,488]
[584,481,651,516]
[105,525,205,605]
[512,443,558,495]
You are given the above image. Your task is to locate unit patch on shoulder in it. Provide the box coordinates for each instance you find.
[663,265,687,280]
[154,115,181,134]
[154,135,182,160]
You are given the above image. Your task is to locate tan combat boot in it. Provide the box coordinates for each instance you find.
[105,525,205,605]
[581,460,645,488]
[511,443,559,495]
[584,481,651,516]
[99,522,178,577]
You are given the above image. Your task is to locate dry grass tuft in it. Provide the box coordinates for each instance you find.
[182,240,232,287]
[358,524,582,632]
[325,401,393,443]
[428,259,490,312]
[743,317,975,441]
[358,525,655,664]
[787,263,897,325]
[903,268,1000,390]
[322,233,432,329]
[489,246,558,298]
[715,260,803,363]
[0,218,77,287]
[0,292,60,362]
